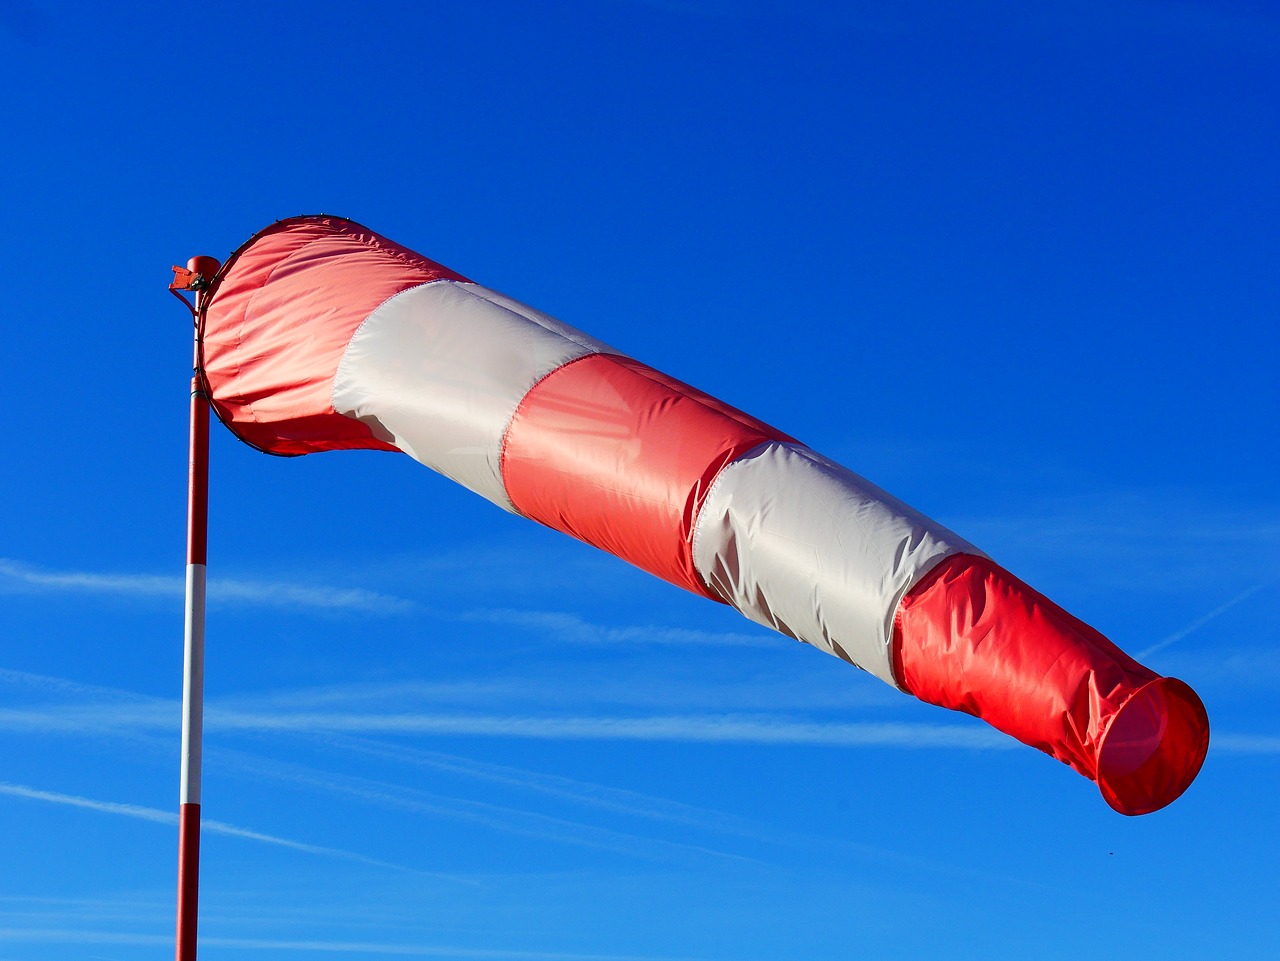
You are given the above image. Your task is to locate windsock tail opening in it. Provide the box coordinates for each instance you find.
[895,554,1210,815]
[1096,676,1208,816]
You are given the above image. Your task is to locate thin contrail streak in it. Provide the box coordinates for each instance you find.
[207,751,753,866]
[1137,576,1278,659]
[0,558,412,613]
[0,782,453,878]
[311,733,772,839]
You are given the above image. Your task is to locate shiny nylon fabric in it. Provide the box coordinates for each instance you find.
[502,353,791,598]
[202,217,466,454]
[893,554,1209,814]
[692,441,979,684]
[198,214,1210,813]
[333,280,614,511]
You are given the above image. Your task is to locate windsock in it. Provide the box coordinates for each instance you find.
[199,215,1208,815]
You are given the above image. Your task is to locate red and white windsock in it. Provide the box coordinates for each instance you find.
[200,215,1209,815]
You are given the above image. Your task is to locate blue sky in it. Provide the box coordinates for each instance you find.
[1,1,1277,958]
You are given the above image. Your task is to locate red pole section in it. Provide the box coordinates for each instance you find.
[176,255,218,961]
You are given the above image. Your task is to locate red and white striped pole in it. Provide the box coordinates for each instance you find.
[171,255,219,961]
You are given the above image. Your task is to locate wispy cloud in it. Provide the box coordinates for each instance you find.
[456,609,777,649]
[213,579,413,612]
[1211,734,1280,754]
[0,664,998,749]
[0,666,164,702]
[947,492,1280,594]
[208,707,1009,749]
[0,782,444,877]
[0,926,709,960]
[0,702,174,737]
[0,929,168,949]
[18,663,1280,776]
[212,751,750,865]
[0,664,927,863]
[0,667,986,862]
[195,935,711,959]
[209,654,898,716]
[1139,646,1280,693]
[0,558,413,613]
[308,734,774,840]
[0,892,164,928]
[289,735,1005,880]
[0,559,178,597]
[0,669,178,767]
[0,782,177,826]
[211,678,537,713]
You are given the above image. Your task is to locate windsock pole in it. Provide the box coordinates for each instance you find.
[170,255,220,961]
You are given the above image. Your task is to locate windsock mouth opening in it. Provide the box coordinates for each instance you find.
[1096,677,1209,816]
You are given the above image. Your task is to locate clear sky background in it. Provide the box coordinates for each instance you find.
[1,2,1277,959]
